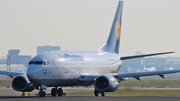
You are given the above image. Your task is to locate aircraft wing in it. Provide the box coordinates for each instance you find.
[0,71,23,77]
[117,69,180,80]
[121,51,174,60]
[78,69,180,82]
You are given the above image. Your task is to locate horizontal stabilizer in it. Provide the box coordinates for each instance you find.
[121,51,174,60]
[117,69,180,79]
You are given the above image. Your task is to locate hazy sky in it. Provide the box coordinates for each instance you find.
[0,0,180,57]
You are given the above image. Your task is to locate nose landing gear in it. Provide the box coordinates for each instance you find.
[38,84,47,97]
[38,90,46,97]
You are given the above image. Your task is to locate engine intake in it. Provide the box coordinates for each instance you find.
[12,76,34,92]
[94,75,119,92]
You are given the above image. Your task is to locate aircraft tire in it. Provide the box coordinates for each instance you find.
[38,90,45,97]
[42,91,46,97]
[22,92,25,96]
[57,88,63,97]
[51,88,57,97]
[101,92,106,97]
[94,89,99,96]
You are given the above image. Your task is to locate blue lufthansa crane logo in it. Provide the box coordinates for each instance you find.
[42,69,47,76]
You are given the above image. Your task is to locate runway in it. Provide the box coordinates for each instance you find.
[0,96,180,101]
[0,87,92,95]
[1,87,180,95]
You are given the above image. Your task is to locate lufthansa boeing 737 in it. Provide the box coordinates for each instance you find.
[0,1,180,97]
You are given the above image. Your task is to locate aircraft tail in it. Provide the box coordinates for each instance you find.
[99,1,123,54]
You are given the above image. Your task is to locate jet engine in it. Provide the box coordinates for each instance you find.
[94,75,119,92]
[12,76,34,92]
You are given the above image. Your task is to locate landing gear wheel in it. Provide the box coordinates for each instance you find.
[42,91,46,97]
[38,90,42,97]
[57,88,63,97]
[22,92,25,96]
[101,92,106,97]
[38,90,46,97]
[51,88,57,97]
[94,89,99,96]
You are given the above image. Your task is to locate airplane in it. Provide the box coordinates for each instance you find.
[143,66,156,72]
[0,1,180,97]
[142,61,156,72]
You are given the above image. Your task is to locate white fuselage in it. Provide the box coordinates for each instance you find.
[27,51,122,87]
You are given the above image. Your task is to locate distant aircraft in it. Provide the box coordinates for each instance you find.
[0,1,180,97]
[143,64,156,72]
[164,61,174,70]
[142,59,156,72]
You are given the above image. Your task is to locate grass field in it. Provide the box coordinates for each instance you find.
[1,78,180,88]
[0,80,11,87]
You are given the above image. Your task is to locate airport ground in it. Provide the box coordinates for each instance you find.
[1,96,180,101]
[1,88,180,101]
[0,96,179,101]
[1,86,180,97]
[1,87,180,101]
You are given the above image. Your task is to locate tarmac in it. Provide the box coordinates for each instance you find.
[0,96,180,101]
[0,87,92,94]
[1,87,180,95]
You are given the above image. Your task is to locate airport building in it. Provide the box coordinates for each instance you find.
[37,45,60,54]
[7,49,31,66]
[0,49,31,75]
[0,45,61,74]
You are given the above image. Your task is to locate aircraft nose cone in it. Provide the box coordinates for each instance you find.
[26,65,37,80]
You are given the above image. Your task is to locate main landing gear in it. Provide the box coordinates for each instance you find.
[51,87,63,97]
[94,89,106,97]
[38,86,64,97]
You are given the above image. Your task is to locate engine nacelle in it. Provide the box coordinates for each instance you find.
[94,75,119,92]
[12,76,34,92]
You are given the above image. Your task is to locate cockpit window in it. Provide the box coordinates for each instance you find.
[43,61,46,65]
[28,61,50,66]
[28,61,42,65]
[35,61,43,65]
[29,61,35,64]
[46,61,50,65]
